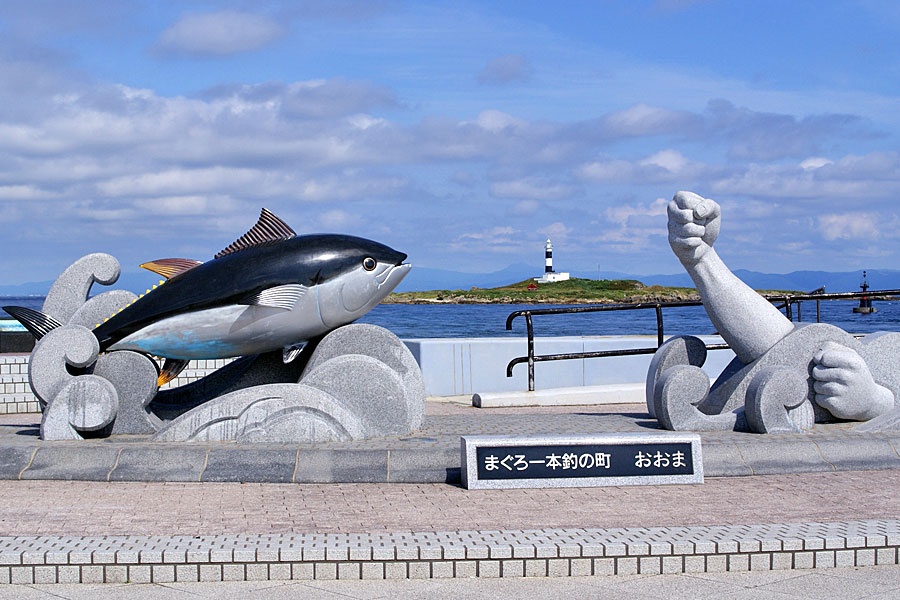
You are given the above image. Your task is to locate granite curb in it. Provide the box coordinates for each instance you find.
[0,519,897,584]
[3,406,900,483]
[1,438,899,483]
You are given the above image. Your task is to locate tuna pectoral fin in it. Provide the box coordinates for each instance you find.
[140,258,203,280]
[158,358,190,387]
[2,306,64,340]
[240,284,307,310]
[283,341,307,364]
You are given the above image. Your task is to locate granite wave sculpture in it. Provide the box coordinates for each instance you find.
[649,191,900,433]
[6,210,424,442]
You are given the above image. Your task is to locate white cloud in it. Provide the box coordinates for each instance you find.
[490,178,575,201]
[818,212,881,240]
[131,195,237,216]
[709,161,897,200]
[601,103,698,137]
[296,175,410,202]
[512,199,539,215]
[0,185,57,200]
[800,157,833,170]
[347,114,387,130]
[704,99,866,161]
[458,226,516,241]
[477,54,533,85]
[577,151,710,184]
[639,149,689,173]
[605,198,668,225]
[590,197,670,251]
[538,222,571,240]
[318,209,359,229]
[156,11,285,57]
[576,158,636,182]
[97,167,265,197]
[473,109,527,133]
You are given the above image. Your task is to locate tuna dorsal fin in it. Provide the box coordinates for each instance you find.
[157,358,190,387]
[215,208,296,259]
[140,258,203,280]
[2,306,64,340]
[240,284,307,310]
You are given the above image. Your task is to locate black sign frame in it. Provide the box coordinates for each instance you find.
[461,433,703,489]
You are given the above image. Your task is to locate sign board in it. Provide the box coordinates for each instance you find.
[460,433,702,489]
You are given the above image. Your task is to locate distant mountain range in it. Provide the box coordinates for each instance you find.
[1,265,898,297]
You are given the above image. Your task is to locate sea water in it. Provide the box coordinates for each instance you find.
[3,296,899,339]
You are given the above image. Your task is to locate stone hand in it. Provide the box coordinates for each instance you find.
[812,342,894,421]
[667,191,721,265]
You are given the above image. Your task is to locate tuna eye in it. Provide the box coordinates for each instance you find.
[363,257,376,271]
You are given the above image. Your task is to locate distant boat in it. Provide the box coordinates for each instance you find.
[853,270,877,314]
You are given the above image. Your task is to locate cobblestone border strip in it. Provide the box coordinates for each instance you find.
[0,520,897,584]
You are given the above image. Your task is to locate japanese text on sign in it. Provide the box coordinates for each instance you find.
[475,442,694,480]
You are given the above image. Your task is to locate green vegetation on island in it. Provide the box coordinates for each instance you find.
[385,277,797,305]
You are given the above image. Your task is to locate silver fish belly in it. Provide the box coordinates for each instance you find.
[108,293,325,359]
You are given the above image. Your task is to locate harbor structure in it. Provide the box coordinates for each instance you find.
[534,239,569,284]
[854,270,877,314]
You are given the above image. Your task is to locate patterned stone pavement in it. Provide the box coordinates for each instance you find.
[0,469,898,536]
[0,404,898,586]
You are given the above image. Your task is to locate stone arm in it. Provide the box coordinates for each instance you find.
[668,191,794,365]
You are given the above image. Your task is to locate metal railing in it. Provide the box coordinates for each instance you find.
[505,289,900,392]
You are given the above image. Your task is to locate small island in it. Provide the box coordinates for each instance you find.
[385,277,797,305]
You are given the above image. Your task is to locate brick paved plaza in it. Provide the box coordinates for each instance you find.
[0,402,898,592]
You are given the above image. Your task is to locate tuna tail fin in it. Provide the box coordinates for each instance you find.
[2,306,64,340]
[157,358,190,387]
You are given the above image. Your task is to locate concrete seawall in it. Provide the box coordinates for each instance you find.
[0,335,735,413]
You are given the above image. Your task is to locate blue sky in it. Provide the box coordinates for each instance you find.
[1,0,899,286]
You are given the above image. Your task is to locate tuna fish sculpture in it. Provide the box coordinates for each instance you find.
[4,208,410,387]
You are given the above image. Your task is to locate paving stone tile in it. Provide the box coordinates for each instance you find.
[639,556,660,574]
[455,561,476,578]
[32,565,56,584]
[104,565,127,583]
[128,565,151,584]
[408,561,430,579]
[384,562,407,579]
[199,564,222,582]
[57,565,80,584]
[857,549,876,566]
[478,560,499,578]
[616,557,638,575]
[292,562,314,580]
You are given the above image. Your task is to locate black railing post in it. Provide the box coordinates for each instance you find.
[817,300,821,323]
[655,304,664,347]
[797,301,802,322]
[525,313,535,392]
[784,296,792,321]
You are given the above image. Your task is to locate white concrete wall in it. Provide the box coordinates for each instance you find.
[403,335,736,397]
[1,335,738,411]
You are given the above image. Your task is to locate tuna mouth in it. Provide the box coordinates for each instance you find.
[376,262,411,289]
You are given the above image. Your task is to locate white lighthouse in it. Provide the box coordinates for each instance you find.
[534,239,570,284]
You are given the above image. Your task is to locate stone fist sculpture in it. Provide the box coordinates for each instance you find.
[648,191,898,432]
